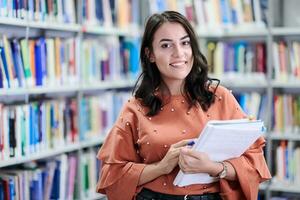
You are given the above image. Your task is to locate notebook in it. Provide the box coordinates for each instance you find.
[173,119,265,187]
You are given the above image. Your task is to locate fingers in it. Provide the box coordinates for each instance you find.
[180,148,202,159]
[172,138,196,148]
[171,140,189,148]
[168,148,181,158]
[178,153,191,173]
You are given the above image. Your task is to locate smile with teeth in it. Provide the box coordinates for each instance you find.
[170,61,187,67]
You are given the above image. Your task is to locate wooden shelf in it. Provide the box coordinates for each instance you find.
[197,25,268,38]
[0,17,81,32]
[82,25,141,37]
[87,193,106,200]
[272,80,300,89]
[81,79,136,92]
[212,73,267,89]
[0,80,136,97]
[0,136,105,168]
[269,182,300,193]
[28,21,81,32]
[271,27,300,36]
[0,17,140,34]
[269,133,300,141]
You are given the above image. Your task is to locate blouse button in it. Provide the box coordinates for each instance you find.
[182,130,186,134]
[164,145,168,148]
[148,117,152,120]
[186,111,190,115]
[160,107,164,111]
[146,142,150,145]
[218,96,222,101]
[136,127,139,131]
[171,108,175,112]
[163,182,167,186]
[203,186,207,189]
[126,122,130,126]
[181,100,185,103]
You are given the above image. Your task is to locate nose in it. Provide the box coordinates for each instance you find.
[172,43,184,57]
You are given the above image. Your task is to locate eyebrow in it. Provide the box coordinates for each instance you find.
[159,35,190,43]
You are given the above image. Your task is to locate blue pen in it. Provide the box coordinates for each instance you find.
[187,141,195,146]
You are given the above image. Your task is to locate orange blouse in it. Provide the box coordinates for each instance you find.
[96,85,271,200]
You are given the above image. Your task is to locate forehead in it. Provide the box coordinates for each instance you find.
[153,22,189,42]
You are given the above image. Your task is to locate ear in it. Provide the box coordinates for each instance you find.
[145,47,155,63]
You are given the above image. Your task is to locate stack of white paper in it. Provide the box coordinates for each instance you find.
[173,119,265,187]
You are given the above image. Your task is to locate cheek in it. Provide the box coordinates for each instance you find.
[155,53,169,66]
[187,49,193,60]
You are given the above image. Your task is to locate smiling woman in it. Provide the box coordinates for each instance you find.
[96,11,271,200]
[149,22,193,94]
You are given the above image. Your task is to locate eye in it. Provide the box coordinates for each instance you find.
[161,43,172,48]
[182,40,191,46]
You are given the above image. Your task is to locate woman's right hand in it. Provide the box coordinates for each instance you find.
[158,139,191,175]
[138,139,194,185]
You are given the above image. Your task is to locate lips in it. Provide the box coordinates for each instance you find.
[169,61,187,67]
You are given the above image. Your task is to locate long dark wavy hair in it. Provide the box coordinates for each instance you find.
[133,11,219,116]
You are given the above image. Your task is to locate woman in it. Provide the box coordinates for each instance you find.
[96,11,271,200]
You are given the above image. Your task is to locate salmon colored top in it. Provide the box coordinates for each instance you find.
[96,85,271,200]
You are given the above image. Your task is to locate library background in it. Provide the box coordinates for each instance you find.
[0,0,300,199]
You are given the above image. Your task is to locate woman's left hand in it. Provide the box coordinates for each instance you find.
[178,147,215,174]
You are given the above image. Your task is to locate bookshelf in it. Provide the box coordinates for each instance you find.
[146,0,300,199]
[0,0,139,199]
[266,0,300,199]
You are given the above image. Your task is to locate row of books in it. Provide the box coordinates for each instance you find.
[0,148,100,200]
[273,40,300,82]
[0,98,78,161]
[81,148,100,199]
[147,0,267,29]
[82,0,140,28]
[235,92,268,123]
[0,35,140,89]
[0,0,76,24]
[206,41,266,75]
[0,91,130,161]
[81,37,140,83]
[273,95,300,134]
[0,0,268,29]
[80,91,131,140]
[0,0,140,29]
[274,141,300,185]
[0,35,78,88]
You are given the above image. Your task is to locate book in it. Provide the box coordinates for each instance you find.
[173,119,265,187]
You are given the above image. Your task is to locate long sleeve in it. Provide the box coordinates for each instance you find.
[217,87,272,200]
[219,137,271,200]
[96,102,146,200]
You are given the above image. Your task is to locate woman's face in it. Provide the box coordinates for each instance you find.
[150,22,194,87]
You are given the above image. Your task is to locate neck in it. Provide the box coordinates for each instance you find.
[162,80,184,95]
